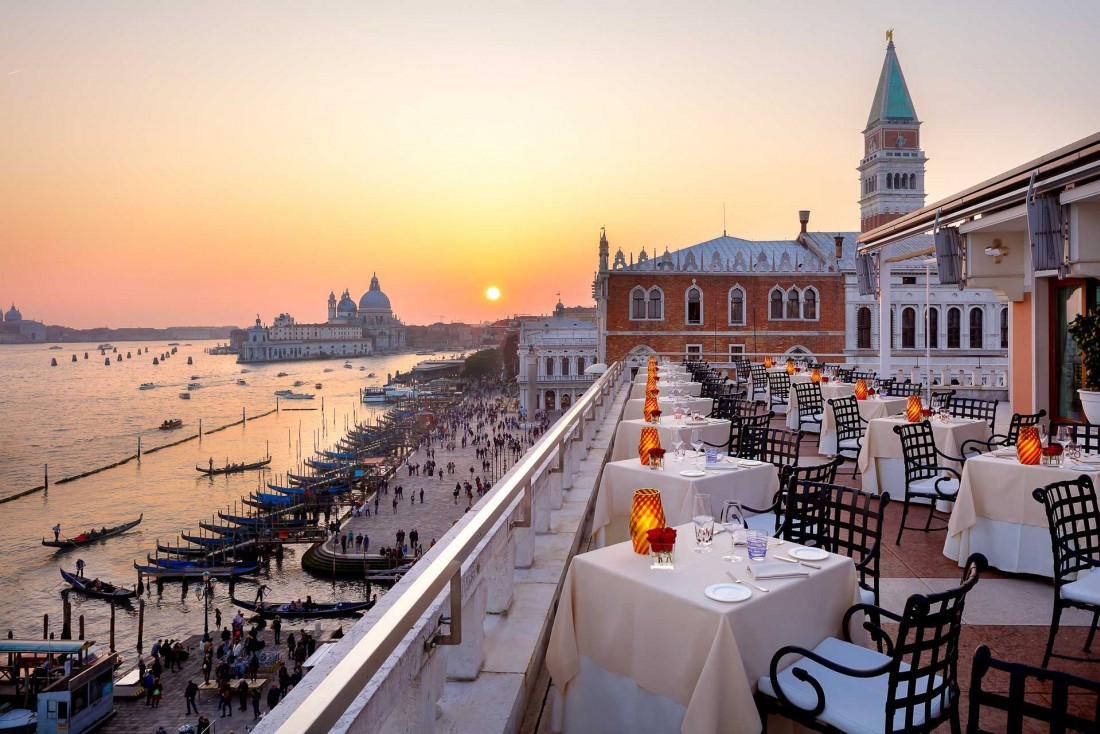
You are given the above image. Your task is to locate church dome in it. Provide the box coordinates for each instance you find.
[337,290,358,314]
[5,304,21,322]
[359,274,391,310]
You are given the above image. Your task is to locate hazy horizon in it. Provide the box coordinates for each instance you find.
[4,1,1100,329]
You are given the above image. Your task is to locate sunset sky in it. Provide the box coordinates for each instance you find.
[3,1,1099,328]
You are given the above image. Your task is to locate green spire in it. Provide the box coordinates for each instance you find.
[866,40,917,128]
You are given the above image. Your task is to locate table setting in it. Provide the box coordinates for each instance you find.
[624,395,714,421]
[857,412,990,495]
[816,392,908,454]
[610,414,731,462]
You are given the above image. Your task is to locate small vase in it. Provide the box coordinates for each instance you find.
[650,543,675,570]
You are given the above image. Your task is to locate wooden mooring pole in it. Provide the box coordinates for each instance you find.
[137,599,145,654]
[109,602,116,653]
[61,590,72,639]
[79,615,85,640]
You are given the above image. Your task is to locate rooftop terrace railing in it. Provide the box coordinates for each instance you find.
[262,360,626,734]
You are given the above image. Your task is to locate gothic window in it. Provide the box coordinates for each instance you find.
[947,307,961,349]
[910,173,916,189]
[577,356,585,374]
[786,288,800,319]
[857,307,872,349]
[560,357,570,376]
[544,390,556,410]
[647,287,664,320]
[802,287,818,320]
[545,357,554,376]
[970,308,984,349]
[685,286,703,325]
[630,287,645,319]
[1000,307,1009,349]
[769,288,784,319]
[927,307,939,348]
[901,307,916,349]
[886,174,892,190]
[728,286,745,325]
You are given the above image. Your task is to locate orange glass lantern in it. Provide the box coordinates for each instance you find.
[629,488,666,554]
[855,379,868,400]
[811,368,821,384]
[763,357,774,369]
[639,426,661,465]
[643,395,659,421]
[786,359,795,376]
[1017,426,1041,465]
[906,395,922,422]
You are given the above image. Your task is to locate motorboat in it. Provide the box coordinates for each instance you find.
[274,389,293,395]
[187,382,201,390]
[344,362,353,369]
[159,418,184,430]
[283,392,315,400]
[190,374,201,380]
[323,367,334,373]
[362,387,387,403]
[315,382,323,389]
[179,392,191,400]
[359,366,367,371]
[367,372,376,378]
[384,385,418,399]
[240,368,252,373]
[293,380,306,386]
[97,343,113,350]
[237,378,247,385]
[139,382,156,390]
[277,371,289,377]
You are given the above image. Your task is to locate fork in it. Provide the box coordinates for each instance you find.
[726,570,768,592]
[773,555,822,570]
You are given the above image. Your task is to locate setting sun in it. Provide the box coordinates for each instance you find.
[486,286,501,301]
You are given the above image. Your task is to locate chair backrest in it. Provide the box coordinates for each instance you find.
[1070,423,1100,452]
[828,395,864,442]
[767,372,791,401]
[836,367,854,383]
[885,381,925,398]
[1032,476,1100,590]
[1001,409,1046,444]
[793,382,823,415]
[730,398,769,417]
[710,394,739,420]
[740,426,802,468]
[729,411,774,456]
[749,364,768,392]
[968,645,1100,733]
[825,486,889,603]
[929,390,955,410]
[851,370,876,383]
[885,554,986,733]
[946,396,999,433]
[893,420,941,483]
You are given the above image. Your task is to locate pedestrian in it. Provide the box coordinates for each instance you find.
[201,656,212,685]
[151,657,163,680]
[363,533,369,553]
[287,633,296,660]
[278,663,291,696]
[267,683,280,712]
[392,496,398,514]
[214,607,222,629]
[420,488,425,503]
[251,687,262,719]
[75,558,85,577]
[249,652,260,682]
[355,533,362,551]
[340,535,347,553]
[151,678,162,708]
[143,671,155,706]
[185,679,199,714]
[219,685,233,717]
[272,615,282,644]
[237,679,249,711]
[254,584,269,605]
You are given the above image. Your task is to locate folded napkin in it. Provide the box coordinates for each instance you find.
[709,458,741,470]
[1077,454,1100,465]
[747,563,809,579]
[990,447,1017,457]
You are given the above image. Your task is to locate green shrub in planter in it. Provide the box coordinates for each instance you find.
[1068,312,1100,391]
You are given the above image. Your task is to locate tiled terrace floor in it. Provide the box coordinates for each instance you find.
[526,411,1100,733]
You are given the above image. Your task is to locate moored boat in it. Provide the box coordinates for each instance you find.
[60,568,136,599]
[283,392,315,400]
[362,387,387,403]
[179,392,191,400]
[230,594,373,618]
[133,560,258,579]
[196,457,272,475]
[43,513,143,549]
[139,382,156,390]
[159,418,183,430]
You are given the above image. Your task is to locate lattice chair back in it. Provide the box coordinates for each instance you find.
[741,426,802,469]
[749,363,769,398]
[777,479,832,547]
[929,390,955,411]
[710,395,738,421]
[826,486,890,606]
[729,411,774,457]
[885,381,925,398]
[999,410,1046,445]
[829,395,864,443]
[1069,423,1100,453]
[1033,477,1100,592]
[793,382,824,416]
[768,372,791,405]
[851,370,876,383]
[894,420,943,484]
[946,397,999,433]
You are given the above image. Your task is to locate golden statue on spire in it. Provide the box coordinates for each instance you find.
[886,28,894,43]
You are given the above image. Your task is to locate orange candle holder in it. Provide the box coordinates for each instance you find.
[643,395,659,421]
[855,379,868,400]
[1017,426,1041,465]
[638,426,661,465]
[811,368,821,384]
[764,357,774,369]
[629,488,666,554]
[786,359,795,376]
[906,395,923,422]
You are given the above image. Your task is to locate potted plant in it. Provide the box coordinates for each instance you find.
[1068,312,1100,422]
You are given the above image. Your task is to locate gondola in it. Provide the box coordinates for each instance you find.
[60,568,136,599]
[198,521,253,536]
[230,593,374,618]
[195,457,272,475]
[133,560,258,580]
[146,556,255,571]
[42,513,143,549]
[217,512,310,528]
[155,540,213,557]
[180,532,238,547]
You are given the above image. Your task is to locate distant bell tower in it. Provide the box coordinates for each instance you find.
[327,290,337,321]
[598,227,609,272]
[859,32,927,233]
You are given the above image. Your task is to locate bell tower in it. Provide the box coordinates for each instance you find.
[859,32,927,233]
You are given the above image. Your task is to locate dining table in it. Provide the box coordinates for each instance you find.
[943,451,1100,576]
[610,416,731,462]
[633,367,691,384]
[630,380,703,400]
[623,396,714,421]
[546,522,863,734]
[817,393,907,455]
[857,415,991,496]
[592,455,781,545]
[784,380,862,431]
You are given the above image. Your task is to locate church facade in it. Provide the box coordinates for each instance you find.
[0,304,47,344]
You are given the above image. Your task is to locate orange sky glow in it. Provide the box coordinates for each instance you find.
[3,1,1100,328]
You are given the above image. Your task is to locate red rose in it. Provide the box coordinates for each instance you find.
[652,410,663,418]
[1043,444,1064,456]
[660,527,677,544]
[646,528,664,544]
[867,388,876,396]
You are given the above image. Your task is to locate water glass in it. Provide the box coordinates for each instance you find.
[720,501,746,562]
[746,529,768,561]
[692,493,714,553]
[691,429,704,467]
[672,427,684,461]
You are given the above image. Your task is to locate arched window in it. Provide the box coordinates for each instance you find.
[728,286,745,325]
[544,390,556,411]
[545,357,554,376]
[1000,307,1008,349]
[926,307,939,348]
[970,308,984,349]
[560,393,572,409]
[901,307,916,348]
[947,307,961,349]
[647,287,663,320]
[769,288,784,319]
[910,173,916,189]
[886,175,892,190]
[576,356,585,374]
[802,287,817,320]
[685,286,702,325]
[786,288,800,319]
[857,307,872,349]
[630,287,646,319]
[560,357,570,376]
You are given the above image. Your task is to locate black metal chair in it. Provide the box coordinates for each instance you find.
[768,372,791,412]
[749,363,769,401]
[850,370,876,383]
[892,421,966,545]
[1049,421,1100,453]
[1032,476,1100,667]
[741,457,843,534]
[702,410,773,457]
[929,390,956,411]
[967,645,1100,733]
[756,554,987,734]
[835,367,854,383]
[709,394,739,420]
[740,426,802,470]
[729,398,769,417]
[826,485,890,607]
[828,395,867,478]
[793,382,825,443]
[883,381,924,398]
[946,396,999,433]
[960,409,1047,457]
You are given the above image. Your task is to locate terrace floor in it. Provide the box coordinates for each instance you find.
[522,409,1100,734]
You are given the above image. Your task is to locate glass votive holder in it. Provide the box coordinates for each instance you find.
[650,543,674,570]
[746,529,768,561]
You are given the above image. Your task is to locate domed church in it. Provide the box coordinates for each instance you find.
[325,274,406,351]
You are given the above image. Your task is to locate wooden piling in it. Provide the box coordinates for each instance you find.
[78,615,84,640]
[61,590,72,640]
[109,601,116,652]
[43,614,48,639]
[137,599,145,653]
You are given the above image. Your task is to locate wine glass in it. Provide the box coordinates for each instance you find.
[672,428,684,461]
[691,429,704,467]
[1054,424,1069,447]
[692,493,714,553]
[720,501,746,562]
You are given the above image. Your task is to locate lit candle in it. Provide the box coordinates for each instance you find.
[638,426,661,465]
[811,368,821,384]
[855,379,868,400]
[1017,426,1041,465]
[906,395,922,422]
[629,488,666,554]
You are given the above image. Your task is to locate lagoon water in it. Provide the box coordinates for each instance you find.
[0,341,428,654]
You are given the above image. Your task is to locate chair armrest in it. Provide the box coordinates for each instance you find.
[1057,541,1100,571]
[841,602,902,653]
[959,437,995,457]
[934,447,969,465]
[768,643,895,717]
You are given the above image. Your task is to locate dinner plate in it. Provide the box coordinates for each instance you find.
[704,583,751,603]
[738,460,764,467]
[679,469,707,477]
[789,547,829,561]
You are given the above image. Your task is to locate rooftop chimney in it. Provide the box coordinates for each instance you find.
[834,235,845,260]
[799,210,810,234]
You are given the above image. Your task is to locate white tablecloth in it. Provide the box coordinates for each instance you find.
[593,457,781,544]
[611,417,732,462]
[857,416,991,496]
[634,368,691,385]
[630,381,703,400]
[943,453,1100,576]
[784,382,858,431]
[624,396,714,421]
[818,394,906,455]
[546,524,862,734]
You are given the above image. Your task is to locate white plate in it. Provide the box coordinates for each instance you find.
[789,547,829,561]
[704,583,751,603]
[738,460,764,467]
[679,469,706,477]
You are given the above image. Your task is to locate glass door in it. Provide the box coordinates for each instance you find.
[1053,283,1087,421]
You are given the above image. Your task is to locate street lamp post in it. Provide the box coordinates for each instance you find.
[202,572,217,641]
